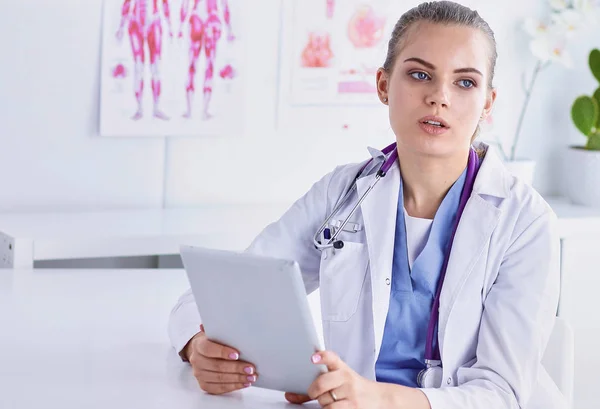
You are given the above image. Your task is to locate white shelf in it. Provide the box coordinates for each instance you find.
[545,196,600,239]
[0,204,291,268]
[0,197,598,268]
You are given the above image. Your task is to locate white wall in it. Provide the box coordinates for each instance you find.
[0,0,166,212]
[165,0,542,206]
[0,0,598,211]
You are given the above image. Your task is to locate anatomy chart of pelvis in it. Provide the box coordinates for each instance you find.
[100,0,243,137]
[278,0,413,133]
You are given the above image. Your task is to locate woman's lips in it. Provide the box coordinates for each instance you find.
[418,121,450,135]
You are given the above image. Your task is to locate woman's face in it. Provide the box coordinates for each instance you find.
[377,22,497,159]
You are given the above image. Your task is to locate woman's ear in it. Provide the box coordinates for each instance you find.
[376,68,389,104]
[482,87,497,119]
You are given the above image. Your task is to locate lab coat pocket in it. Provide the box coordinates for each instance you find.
[319,241,369,322]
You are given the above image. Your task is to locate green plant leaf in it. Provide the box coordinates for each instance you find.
[571,96,598,136]
[590,49,600,83]
[594,88,600,128]
[586,133,600,150]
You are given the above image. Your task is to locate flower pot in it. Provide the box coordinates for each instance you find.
[564,146,600,207]
[503,159,536,186]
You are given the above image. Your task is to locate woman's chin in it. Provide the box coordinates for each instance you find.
[401,139,458,158]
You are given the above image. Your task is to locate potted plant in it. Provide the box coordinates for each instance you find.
[565,48,600,206]
[484,0,593,185]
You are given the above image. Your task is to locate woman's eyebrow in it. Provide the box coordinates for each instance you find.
[403,57,483,76]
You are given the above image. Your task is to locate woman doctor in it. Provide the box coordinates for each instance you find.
[168,2,565,408]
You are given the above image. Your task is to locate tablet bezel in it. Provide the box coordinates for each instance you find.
[180,245,328,394]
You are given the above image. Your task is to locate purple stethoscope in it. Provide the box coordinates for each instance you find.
[313,142,480,388]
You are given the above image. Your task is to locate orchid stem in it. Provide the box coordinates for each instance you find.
[511,60,543,161]
[494,134,508,161]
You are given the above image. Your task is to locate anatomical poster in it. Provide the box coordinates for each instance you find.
[276,0,417,133]
[280,0,401,106]
[100,0,244,137]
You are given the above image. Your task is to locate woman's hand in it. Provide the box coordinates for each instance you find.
[285,351,389,408]
[184,325,259,395]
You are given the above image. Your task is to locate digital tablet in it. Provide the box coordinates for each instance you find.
[180,245,327,395]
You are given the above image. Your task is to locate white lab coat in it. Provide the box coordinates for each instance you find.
[168,142,565,409]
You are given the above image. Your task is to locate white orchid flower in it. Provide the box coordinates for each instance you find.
[573,0,600,23]
[523,17,549,36]
[549,0,569,10]
[574,0,598,12]
[529,33,573,67]
[551,9,584,37]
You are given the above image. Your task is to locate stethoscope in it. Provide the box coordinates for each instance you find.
[313,142,398,251]
[313,143,481,388]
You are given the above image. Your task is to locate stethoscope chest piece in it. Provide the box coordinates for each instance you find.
[417,366,443,388]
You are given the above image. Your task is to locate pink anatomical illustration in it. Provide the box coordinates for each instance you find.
[179,0,236,120]
[116,0,174,121]
[347,4,385,48]
[301,32,334,68]
[112,63,127,79]
[326,0,335,19]
[219,64,236,79]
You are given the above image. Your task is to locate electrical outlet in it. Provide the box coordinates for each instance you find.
[0,232,14,268]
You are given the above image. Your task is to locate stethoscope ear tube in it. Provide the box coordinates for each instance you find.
[313,184,358,249]
[320,175,382,249]
[313,143,398,251]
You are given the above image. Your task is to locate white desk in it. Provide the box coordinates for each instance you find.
[1,197,600,269]
[0,204,290,268]
[1,198,600,407]
[0,268,320,409]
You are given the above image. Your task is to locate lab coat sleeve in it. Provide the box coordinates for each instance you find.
[419,210,561,409]
[243,168,340,294]
[167,166,343,359]
[168,287,202,361]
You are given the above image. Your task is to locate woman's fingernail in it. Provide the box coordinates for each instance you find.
[247,375,257,382]
[311,354,321,363]
[229,352,239,360]
[244,383,251,387]
[244,366,254,375]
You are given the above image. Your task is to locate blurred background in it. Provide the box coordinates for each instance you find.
[1,0,598,212]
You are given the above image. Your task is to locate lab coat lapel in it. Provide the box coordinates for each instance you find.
[438,145,508,356]
[438,196,500,338]
[356,161,400,357]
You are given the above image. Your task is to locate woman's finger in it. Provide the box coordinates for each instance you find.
[284,392,313,404]
[197,369,258,384]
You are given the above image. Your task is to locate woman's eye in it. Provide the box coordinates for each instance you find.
[410,71,430,81]
[458,79,475,88]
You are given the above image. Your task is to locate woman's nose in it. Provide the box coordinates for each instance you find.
[425,86,450,108]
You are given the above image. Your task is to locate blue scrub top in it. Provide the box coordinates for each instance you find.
[375,167,467,387]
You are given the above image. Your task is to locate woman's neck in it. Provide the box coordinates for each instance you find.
[398,149,469,220]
